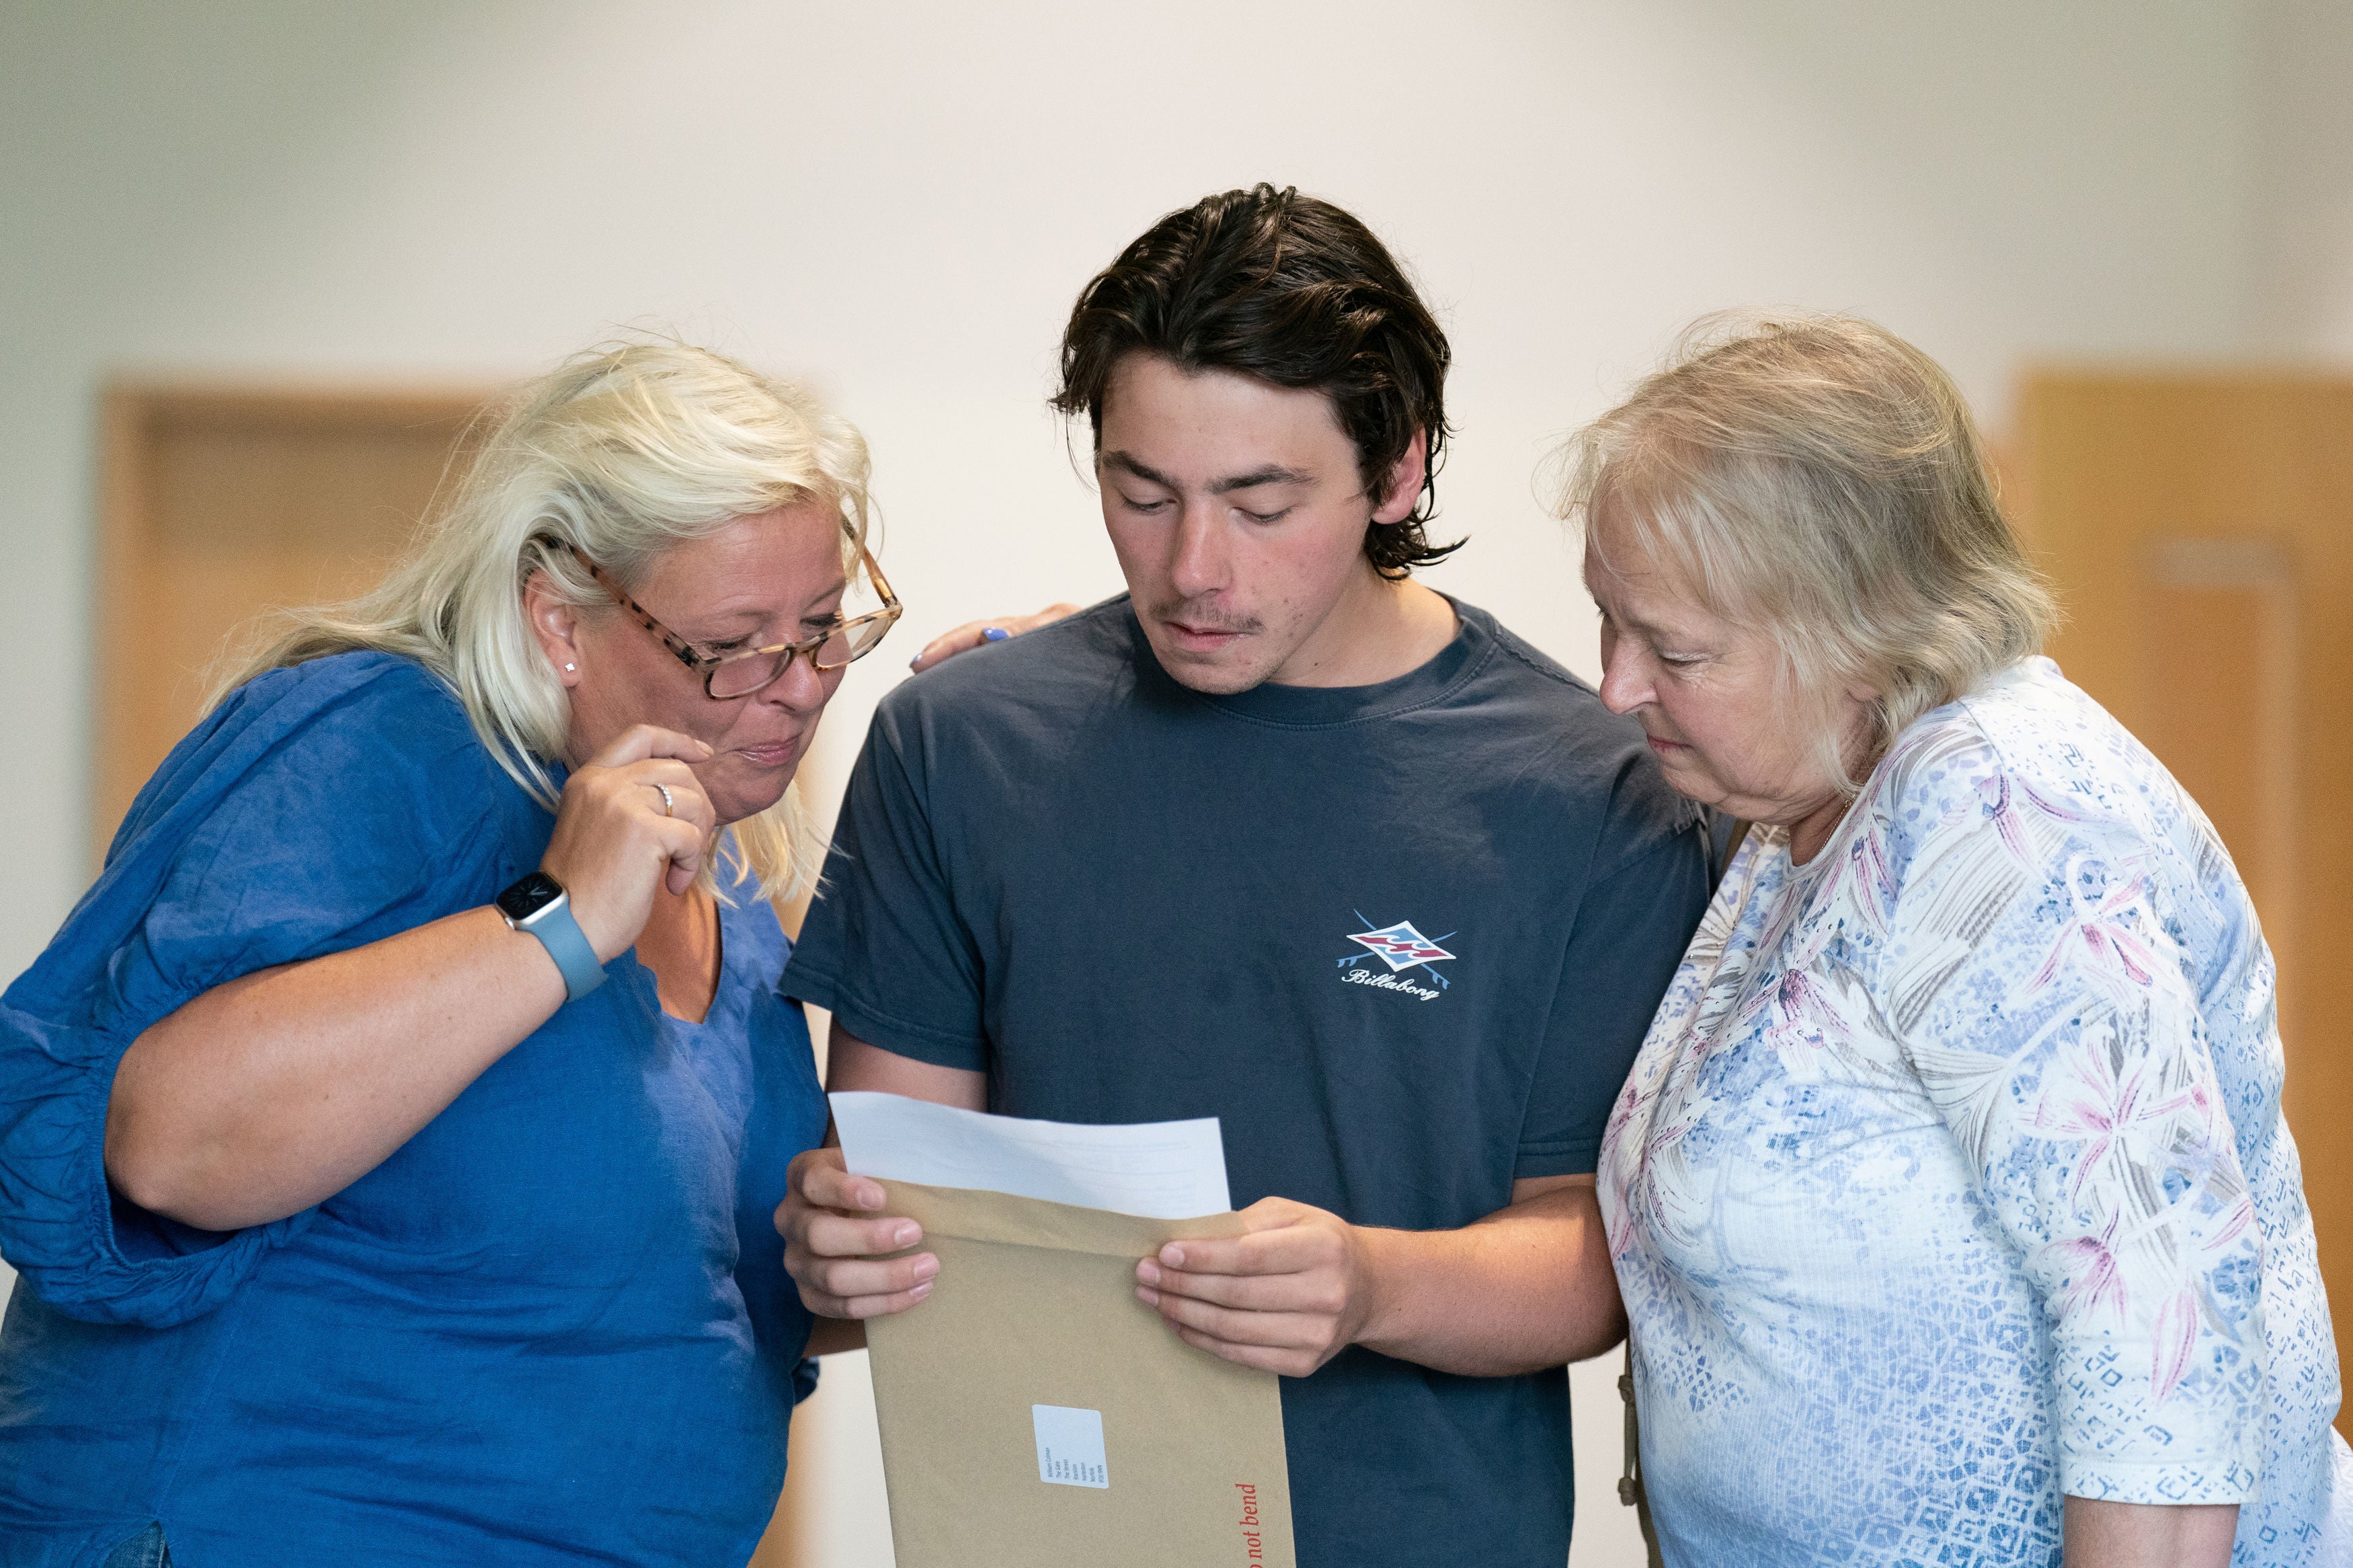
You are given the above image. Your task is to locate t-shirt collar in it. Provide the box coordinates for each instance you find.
[1125,593,1490,728]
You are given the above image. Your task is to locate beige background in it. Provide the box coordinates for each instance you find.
[5,4,2352,1564]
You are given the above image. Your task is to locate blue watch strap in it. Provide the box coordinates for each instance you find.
[518,893,607,1002]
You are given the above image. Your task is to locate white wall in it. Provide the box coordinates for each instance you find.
[0,3,2336,1563]
[2250,0,2353,355]
[0,0,2271,977]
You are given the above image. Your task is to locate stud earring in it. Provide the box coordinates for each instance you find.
[564,663,576,672]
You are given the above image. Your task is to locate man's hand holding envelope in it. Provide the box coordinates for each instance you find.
[783,1151,939,1323]
[788,1149,1394,1378]
[785,1101,1620,1381]
[781,1083,1304,1568]
[783,1036,1620,1377]
[775,1038,1627,1568]
[1132,1196,1371,1376]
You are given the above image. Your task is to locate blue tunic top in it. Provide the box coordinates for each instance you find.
[0,652,828,1568]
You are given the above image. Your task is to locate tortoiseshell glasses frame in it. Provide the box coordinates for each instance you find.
[536,528,902,700]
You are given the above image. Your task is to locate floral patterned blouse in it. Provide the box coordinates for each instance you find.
[1599,657,2350,1567]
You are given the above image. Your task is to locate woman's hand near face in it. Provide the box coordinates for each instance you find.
[539,726,718,960]
[104,737,721,1234]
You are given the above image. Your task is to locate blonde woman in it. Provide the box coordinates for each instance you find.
[0,341,900,1566]
[1577,317,2348,1566]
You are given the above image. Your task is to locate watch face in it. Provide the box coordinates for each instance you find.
[496,870,565,923]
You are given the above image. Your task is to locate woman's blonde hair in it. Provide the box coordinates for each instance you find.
[1553,311,2057,790]
[219,336,875,902]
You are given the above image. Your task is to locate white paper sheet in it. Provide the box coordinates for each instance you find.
[828,1091,1231,1219]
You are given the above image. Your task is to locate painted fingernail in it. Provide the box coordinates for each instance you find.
[912,1255,939,1281]
[982,627,1010,642]
[892,1222,920,1247]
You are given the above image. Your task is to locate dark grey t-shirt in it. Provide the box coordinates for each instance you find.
[785,595,1708,1567]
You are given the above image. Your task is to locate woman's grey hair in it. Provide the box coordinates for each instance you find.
[1552,311,2058,791]
[217,335,875,902]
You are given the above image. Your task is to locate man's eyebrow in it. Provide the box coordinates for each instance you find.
[1102,451,1176,488]
[1209,465,1313,494]
[1101,451,1314,493]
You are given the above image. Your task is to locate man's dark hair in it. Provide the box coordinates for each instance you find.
[1051,183,1461,578]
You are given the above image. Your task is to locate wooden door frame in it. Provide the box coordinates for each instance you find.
[93,382,493,866]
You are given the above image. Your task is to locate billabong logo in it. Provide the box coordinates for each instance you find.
[1337,913,1456,1001]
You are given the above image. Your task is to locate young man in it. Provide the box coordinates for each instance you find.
[777,184,1709,1567]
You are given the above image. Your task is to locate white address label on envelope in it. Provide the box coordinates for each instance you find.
[1031,1404,1109,1489]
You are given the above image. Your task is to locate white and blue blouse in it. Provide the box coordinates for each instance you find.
[1599,657,2350,1566]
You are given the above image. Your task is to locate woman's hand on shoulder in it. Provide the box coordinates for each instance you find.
[540,726,717,961]
[907,603,1082,674]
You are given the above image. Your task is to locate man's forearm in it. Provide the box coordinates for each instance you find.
[1350,1180,1623,1376]
[804,1317,869,1357]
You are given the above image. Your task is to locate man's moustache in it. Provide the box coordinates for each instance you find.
[1153,603,1261,635]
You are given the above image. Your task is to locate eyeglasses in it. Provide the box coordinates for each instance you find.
[539,529,903,700]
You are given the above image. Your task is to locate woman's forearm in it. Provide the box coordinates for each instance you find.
[2063,1496,2238,1567]
[105,905,569,1230]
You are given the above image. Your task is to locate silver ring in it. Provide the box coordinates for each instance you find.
[653,783,674,817]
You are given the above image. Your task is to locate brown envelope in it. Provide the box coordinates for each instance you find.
[864,1179,1296,1568]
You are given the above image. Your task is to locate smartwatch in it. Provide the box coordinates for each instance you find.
[496,870,607,1002]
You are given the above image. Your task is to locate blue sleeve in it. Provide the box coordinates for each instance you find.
[0,658,510,1327]
[1513,787,1710,1180]
[781,698,990,1071]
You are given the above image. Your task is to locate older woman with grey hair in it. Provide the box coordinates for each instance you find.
[1577,316,2348,1567]
[0,339,900,1566]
